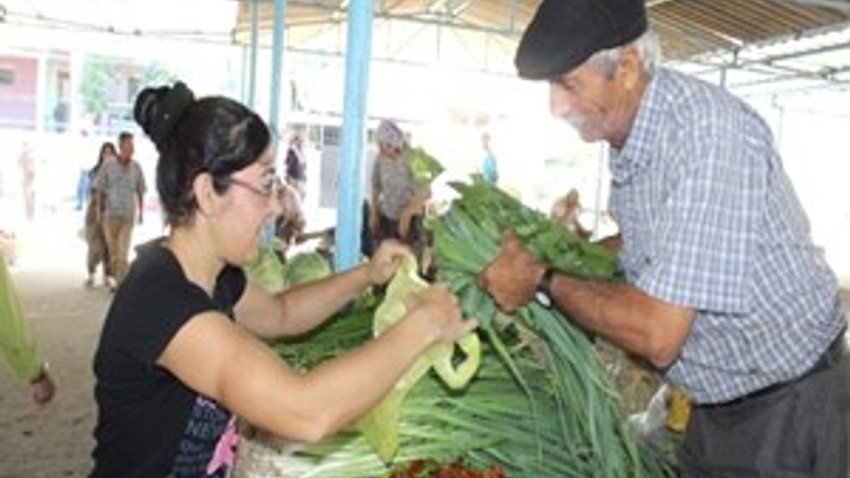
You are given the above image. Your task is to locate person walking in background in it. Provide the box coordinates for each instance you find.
[88,81,475,478]
[0,258,56,405]
[17,142,37,221]
[478,0,849,476]
[284,133,307,200]
[368,120,429,263]
[274,179,306,257]
[478,132,499,184]
[92,131,146,291]
[83,142,116,288]
[549,188,591,240]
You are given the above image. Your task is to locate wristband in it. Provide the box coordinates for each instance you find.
[536,267,556,296]
[535,267,556,308]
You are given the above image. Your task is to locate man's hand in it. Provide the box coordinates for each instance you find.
[478,230,546,313]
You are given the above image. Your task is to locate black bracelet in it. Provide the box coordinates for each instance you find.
[537,267,556,296]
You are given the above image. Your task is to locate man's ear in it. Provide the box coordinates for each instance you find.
[617,46,642,90]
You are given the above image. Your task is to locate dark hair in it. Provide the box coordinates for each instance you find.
[90,141,116,179]
[133,82,271,226]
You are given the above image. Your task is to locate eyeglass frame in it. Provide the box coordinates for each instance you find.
[225,174,282,199]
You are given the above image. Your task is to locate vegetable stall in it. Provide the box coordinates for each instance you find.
[233,176,676,478]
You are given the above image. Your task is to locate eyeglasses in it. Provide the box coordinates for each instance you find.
[227,175,282,199]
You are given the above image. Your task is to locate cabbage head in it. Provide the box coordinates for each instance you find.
[283,251,332,288]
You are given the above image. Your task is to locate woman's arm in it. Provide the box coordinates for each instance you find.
[159,285,475,444]
[235,240,410,339]
[235,264,371,339]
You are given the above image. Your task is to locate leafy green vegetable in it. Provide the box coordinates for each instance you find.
[255,180,672,478]
[408,147,445,186]
[244,247,287,294]
[284,251,333,288]
[357,253,480,462]
[428,179,673,478]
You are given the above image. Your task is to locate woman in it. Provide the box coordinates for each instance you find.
[284,133,307,200]
[89,83,476,478]
[368,120,429,261]
[83,142,116,288]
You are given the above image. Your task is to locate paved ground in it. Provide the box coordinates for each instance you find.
[0,216,110,478]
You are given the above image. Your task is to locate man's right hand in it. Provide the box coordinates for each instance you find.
[478,230,546,313]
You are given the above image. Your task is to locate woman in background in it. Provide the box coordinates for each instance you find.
[83,142,115,288]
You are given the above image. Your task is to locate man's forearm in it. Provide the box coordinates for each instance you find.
[548,273,694,368]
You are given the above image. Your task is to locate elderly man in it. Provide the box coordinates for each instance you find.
[479,0,849,476]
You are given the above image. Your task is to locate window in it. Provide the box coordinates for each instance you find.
[0,68,14,85]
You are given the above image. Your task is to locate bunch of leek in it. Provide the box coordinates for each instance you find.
[258,179,673,477]
[429,179,673,478]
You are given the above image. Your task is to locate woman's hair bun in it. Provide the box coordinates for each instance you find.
[133,81,195,150]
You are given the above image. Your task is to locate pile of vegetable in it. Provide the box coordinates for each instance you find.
[429,180,670,477]
[245,249,332,294]
[259,179,674,478]
[355,254,481,462]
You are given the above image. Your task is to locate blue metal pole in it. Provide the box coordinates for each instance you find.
[269,0,287,157]
[334,0,373,271]
[248,0,260,109]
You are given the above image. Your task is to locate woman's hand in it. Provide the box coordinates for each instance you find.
[367,240,409,285]
[404,284,477,344]
[369,211,380,238]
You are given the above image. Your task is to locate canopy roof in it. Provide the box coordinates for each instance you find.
[231,0,850,92]
[4,0,850,92]
[233,0,850,60]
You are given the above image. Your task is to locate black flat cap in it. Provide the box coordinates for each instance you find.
[515,0,648,80]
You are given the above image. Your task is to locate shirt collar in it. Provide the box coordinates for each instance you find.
[609,67,669,184]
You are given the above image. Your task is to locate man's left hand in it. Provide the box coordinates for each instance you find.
[479,230,545,313]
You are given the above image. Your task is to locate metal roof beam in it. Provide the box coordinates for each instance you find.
[769,0,850,11]
[772,0,850,11]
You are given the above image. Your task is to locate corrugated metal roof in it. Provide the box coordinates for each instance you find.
[4,0,850,91]
[651,0,850,59]
[234,0,850,61]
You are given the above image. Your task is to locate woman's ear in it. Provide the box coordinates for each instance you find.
[193,172,219,217]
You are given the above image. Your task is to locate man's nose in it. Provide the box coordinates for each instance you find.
[549,84,575,118]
